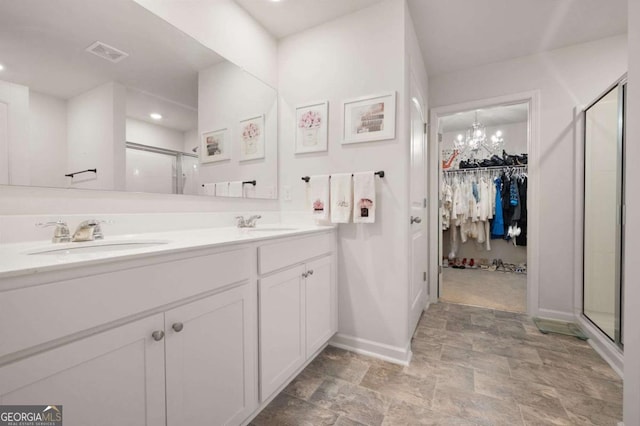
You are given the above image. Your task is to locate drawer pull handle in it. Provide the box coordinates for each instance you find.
[151,330,165,341]
[308,270,314,275]
[172,322,184,333]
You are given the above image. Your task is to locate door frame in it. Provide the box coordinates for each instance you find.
[428,90,541,316]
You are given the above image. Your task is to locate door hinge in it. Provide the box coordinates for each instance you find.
[438,133,443,143]
[423,198,427,208]
[423,272,427,282]
[439,265,443,274]
[424,123,428,134]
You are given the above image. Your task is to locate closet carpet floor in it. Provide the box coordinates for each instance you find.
[441,267,527,313]
[250,302,622,426]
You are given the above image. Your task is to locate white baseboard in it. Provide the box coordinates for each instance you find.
[536,308,575,322]
[329,333,412,366]
[576,315,623,378]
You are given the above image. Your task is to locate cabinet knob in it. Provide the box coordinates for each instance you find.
[302,272,308,278]
[308,270,314,275]
[172,322,184,333]
[151,330,165,341]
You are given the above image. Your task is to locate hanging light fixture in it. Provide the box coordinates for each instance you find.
[453,111,504,161]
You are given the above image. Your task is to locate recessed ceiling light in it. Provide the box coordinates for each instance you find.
[150,113,162,120]
[0,64,4,71]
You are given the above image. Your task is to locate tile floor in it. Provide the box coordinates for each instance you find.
[441,268,527,313]
[251,302,622,426]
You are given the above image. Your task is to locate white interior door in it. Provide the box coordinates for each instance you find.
[409,73,428,335]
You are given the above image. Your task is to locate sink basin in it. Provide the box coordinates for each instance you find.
[26,239,170,255]
[244,227,299,232]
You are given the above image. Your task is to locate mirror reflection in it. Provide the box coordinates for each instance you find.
[0,0,277,199]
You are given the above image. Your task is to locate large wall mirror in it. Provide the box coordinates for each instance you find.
[0,0,278,199]
[583,76,626,346]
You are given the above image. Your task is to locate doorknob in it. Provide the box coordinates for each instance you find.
[411,216,422,224]
[151,330,165,341]
[172,322,184,333]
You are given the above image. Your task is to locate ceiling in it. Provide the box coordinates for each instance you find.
[126,89,197,132]
[234,0,384,39]
[0,0,224,107]
[440,103,529,133]
[234,0,627,77]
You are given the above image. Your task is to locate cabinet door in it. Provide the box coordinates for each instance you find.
[0,314,166,426]
[305,256,335,357]
[259,265,306,400]
[165,283,257,426]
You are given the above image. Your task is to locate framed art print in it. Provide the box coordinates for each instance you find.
[295,101,328,154]
[239,114,265,161]
[200,128,230,163]
[342,92,396,144]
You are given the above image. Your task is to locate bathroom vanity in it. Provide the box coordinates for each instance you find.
[0,225,337,426]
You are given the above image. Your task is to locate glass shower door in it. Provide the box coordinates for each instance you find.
[583,81,625,344]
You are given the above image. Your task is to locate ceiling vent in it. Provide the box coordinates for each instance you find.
[85,41,129,63]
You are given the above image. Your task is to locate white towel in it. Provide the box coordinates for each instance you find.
[308,175,330,221]
[215,182,229,197]
[330,173,352,223]
[228,181,243,198]
[203,183,216,196]
[353,172,376,223]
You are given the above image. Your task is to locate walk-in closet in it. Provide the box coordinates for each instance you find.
[438,103,530,312]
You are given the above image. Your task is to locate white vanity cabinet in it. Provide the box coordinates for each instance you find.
[0,314,167,426]
[258,233,337,401]
[165,284,256,426]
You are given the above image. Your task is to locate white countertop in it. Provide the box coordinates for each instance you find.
[0,225,335,280]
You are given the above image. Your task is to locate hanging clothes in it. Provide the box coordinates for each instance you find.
[516,175,528,246]
[491,177,505,238]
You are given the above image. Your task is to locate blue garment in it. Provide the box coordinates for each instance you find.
[510,177,519,206]
[491,177,505,238]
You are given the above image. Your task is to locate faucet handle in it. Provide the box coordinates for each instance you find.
[73,219,111,241]
[235,216,246,227]
[36,221,71,243]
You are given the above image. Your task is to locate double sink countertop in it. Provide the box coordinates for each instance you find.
[0,225,335,280]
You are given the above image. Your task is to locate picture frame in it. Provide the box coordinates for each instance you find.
[200,127,230,164]
[295,101,328,154]
[342,91,396,144]
[239,114,265,161]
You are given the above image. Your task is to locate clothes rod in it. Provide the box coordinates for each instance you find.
[301,171,385,183]
[443,165,527,173]
[65,168,97,178]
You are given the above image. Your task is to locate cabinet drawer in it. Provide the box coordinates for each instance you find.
[0,248,250,359]
[258,233,333,275]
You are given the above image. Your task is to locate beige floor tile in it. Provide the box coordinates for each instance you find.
[250,393,338,426]
[359,361,437,407]
[432,385,524,426]
[441,268,527,312]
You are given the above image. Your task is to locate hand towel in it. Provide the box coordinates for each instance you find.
[215,182,229,197]
[203,183,216,196]
[308,175,330,221]
[353,172,376,223]
[330,173,352,223]
[228,181,243,198]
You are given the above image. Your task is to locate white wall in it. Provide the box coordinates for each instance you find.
[67,82,126,191]
[126,118,186,152]
[430,35,628,318]
[278,0,417,361]
[0,80,30,185]
[623,3,640,425]
[29,91,68,188]
[0,102,7,184]
[198,61,278,199]
[133,0,277,88]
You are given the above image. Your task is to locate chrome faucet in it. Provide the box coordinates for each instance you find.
[36,221,71,243]
[72,219,107,242]
[235,215,261,228]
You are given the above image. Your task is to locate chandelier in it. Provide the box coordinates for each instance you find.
[453,111,504,161]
